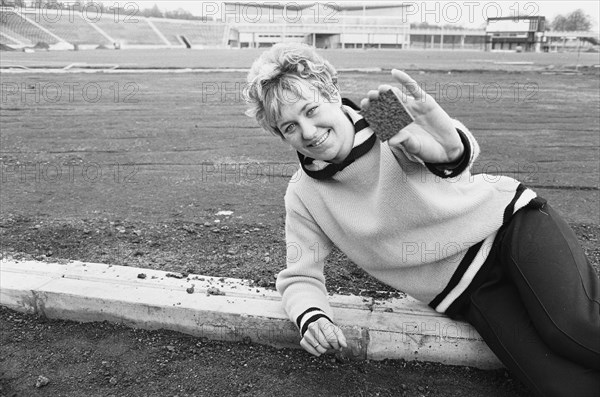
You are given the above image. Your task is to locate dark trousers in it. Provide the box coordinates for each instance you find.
[457,204,600,397]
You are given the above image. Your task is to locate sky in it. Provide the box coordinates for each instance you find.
[147,1,600,30]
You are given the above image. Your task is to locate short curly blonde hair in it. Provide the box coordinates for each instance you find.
[244,43,339,138]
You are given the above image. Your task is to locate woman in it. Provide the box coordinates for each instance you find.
[244,42,599,397]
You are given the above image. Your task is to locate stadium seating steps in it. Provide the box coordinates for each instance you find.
[0,11,59,45]
[34,13,111,45]
[0,9,229,48]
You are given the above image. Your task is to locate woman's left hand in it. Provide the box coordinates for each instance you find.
[361,69,464,163]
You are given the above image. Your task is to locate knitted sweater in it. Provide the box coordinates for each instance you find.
[276,104,540,335]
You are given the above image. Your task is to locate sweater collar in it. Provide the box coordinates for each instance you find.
[297,98,376,180]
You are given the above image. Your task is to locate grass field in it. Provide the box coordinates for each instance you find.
[1,48,599,396]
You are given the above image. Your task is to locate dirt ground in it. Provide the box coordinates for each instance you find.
[1,305,532,397]
[0,64,599,396]
[2,47,599,71]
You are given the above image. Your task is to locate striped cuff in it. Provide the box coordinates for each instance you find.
[296,307,332,337]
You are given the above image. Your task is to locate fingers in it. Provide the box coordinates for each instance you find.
[361,82,412,111]
[333,325,348,349]
[391,69,424,101]
[300,337,325,357]
[360,90,379,111]
[388,128,422,155]
[309,320,336,350]
[300,319,347,357]
[368,85,399,101]
[360,97,370,110]
[367,89,379,101]
[378,84,394,93]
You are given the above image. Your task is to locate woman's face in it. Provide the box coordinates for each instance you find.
[275,79,355,163]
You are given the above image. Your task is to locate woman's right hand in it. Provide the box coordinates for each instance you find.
[360,69,464,164]
[300,317,347,356]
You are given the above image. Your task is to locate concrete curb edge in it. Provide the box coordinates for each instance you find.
[0,259,502,369]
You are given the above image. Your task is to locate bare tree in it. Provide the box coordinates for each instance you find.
[551,9,593,31]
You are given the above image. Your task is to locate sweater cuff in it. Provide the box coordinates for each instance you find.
[424,128,471,178]
[296,307,332,337]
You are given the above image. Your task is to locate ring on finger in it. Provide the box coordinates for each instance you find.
[313,343,320,348]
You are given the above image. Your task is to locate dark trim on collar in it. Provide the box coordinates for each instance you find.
[342,97,361,110]
[297,98,375,180]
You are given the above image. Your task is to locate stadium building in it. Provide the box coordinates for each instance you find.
[222,1,411,49]
[0,1,597,52]
[485,16,546,52]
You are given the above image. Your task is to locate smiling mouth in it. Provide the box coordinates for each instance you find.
[308,130,331,148]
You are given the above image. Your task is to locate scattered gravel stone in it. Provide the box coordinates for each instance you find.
[181,225,195,234]
[35,375,50,388]
[206,287,225,296]
[256,278,271,288]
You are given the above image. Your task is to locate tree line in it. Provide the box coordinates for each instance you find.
[550,9,593,31]
[0,1,594,30]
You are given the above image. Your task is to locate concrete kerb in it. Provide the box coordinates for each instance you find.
[0,259,502,369]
